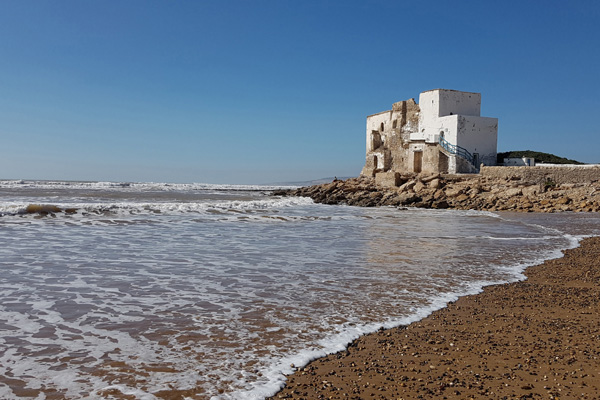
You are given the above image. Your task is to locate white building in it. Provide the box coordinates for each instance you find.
[504,157,535,166]
[361,89,498,185]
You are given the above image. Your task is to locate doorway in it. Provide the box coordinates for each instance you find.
[413,151,423,173]
[438,152,448,174]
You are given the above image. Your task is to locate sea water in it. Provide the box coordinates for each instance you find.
[0,180,599,399]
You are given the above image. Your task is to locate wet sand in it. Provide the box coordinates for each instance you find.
[269,236,600,399]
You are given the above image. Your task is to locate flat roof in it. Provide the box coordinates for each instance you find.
[366,109,392,118]
[421,88,480,95]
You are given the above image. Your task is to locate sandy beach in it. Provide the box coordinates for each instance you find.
[269,236,600,399]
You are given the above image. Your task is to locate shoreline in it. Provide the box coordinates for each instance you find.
[268,236,600,399]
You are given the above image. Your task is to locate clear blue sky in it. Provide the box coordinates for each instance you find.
[1,1,599,184]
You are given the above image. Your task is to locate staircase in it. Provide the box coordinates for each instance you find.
[439,136,477,168]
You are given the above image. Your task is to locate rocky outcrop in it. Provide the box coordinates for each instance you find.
[283,175,600,212]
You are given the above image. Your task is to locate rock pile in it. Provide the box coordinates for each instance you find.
[285,175,600,212]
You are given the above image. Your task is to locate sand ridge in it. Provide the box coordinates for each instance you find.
[269,237,600,399]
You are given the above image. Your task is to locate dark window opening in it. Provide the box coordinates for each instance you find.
[371,131,382,150]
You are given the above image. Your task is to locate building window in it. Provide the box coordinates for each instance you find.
[380,122,384,132]
[371,131,382,150]
[392,119,397,129]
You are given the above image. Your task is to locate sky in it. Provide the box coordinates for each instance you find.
[1,1,599,184]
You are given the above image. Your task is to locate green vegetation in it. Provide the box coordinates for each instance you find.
[497,150,584,165]
[544,177,557,190]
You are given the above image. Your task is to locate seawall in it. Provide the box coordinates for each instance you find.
[480,165,600,185]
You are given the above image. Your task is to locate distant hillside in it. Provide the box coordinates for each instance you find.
[497,151,584,165]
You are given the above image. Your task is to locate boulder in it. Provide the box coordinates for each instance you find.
[522,185,539,197]
[556,196,571,205]
[444,187,464,197]
[413,180,426,193]
[431,200,449,209]
[456,194,470,202]
[399,180,416,193]
[398,193,421,205]
[500,188,522,198]
[429,178,442,190]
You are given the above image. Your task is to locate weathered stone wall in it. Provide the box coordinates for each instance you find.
[362,98,420,177]
[481,165,600,185]
[422,144,442,175]
[375,171,402,187]
[455,156,478,174]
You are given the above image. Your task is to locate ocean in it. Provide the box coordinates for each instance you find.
[1,179,599,399]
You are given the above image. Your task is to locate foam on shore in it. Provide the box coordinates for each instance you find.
[268,235,600,399]
[231,232,586,400]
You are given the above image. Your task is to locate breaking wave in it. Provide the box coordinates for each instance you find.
[0,197,315,219]
[0,179,297,192]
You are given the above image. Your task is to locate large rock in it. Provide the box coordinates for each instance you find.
[444,187,464,197]
[413,180,426,193]
[500,188,523,198]
[429,178,442,190]
[398,180,416,193]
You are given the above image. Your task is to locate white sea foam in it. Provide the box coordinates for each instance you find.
[0,196,315,221]
[223,234,588,400]
[0,179,297,192]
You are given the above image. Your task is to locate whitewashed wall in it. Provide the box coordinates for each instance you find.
[411,89,497,167]
[366,111,391,152]
[456,115,498,166]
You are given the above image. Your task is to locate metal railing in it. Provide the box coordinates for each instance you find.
[439,136,475,166]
